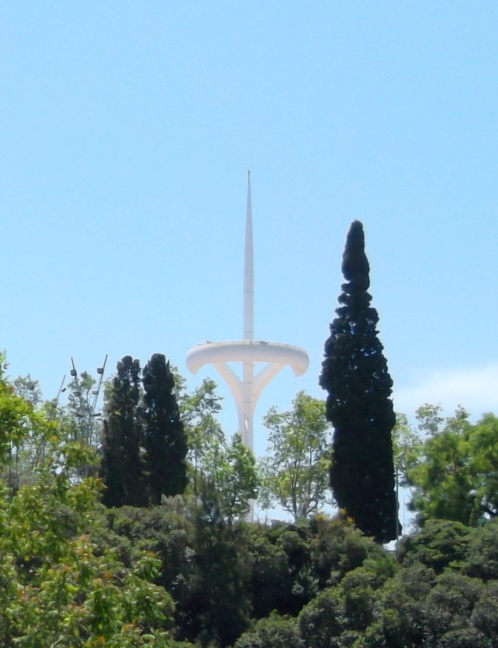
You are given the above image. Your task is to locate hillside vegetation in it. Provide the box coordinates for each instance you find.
[2,355,498,647]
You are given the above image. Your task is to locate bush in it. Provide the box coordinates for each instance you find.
[462,519,498,581]
[397,519,473,574]
[234,614,303,648]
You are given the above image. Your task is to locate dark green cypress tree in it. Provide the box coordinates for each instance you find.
[319,221,399,543]
[142,353,188,504]
[101,356,148,508]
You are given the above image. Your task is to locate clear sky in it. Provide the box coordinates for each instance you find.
[2,3,498,466]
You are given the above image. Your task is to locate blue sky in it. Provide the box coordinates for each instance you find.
[2,3,498,469]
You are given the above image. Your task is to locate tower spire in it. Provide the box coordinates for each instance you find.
[243,170,254,341]
[186,174,309,506]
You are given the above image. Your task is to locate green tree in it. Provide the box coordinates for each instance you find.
[0,468,176,647]
[101,356,147,508]
[245,525,293,619]
[189,520,252,647]
[370,564,435,647]
[64,370,102,447]
[398,519,473,574]
[470,581,498,644]
[234,613,303,648]
[404,406,498,527]
[175,376,223,484]
[179,377,258,523]
[99,503,197,642]
[142,353,188,504]
[259,391,332,521]
[319,220,399,543]
[424,572,487,646]
[194,432,259,524]
[0,358,179,647]
[0,357,57,493]
[459,413,498,522]
[308,514,389,590]
[298,587,346,648]
[2,361,105,490]
[463,518,498,581]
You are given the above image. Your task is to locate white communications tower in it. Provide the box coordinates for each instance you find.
[186,173,309,452]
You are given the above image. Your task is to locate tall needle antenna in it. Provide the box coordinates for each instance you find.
[243,170,254,341]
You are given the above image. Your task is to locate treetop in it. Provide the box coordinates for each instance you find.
[341,220,370,292]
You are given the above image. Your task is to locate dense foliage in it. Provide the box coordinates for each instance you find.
[101,356,147,507]
[396,404,498,527]
[0,357,179,647]
[105,505,498,648]
[143,353,188,504]
[259,391,332,521]
[4,352,498,647]
[101,355,187,507]
[320,220,399,543]
[177,376,259,523]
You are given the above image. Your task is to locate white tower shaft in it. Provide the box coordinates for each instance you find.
[242,171,254,448]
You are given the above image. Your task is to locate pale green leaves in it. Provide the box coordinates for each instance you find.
[396,404,498,527]
[180,378,259,523]
[259,392,332,521]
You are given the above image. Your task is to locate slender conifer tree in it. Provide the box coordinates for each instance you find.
[320,221,399,543]
[101,356,147,507]
[142,353,188,504]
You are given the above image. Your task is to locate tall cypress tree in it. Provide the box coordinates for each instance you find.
[101,356,147,508]
[319,221,399,543]
[142,353,188,504]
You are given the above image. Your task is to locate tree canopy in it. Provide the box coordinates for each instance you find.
[101,355,187,508]
[396,404,498,527]
[143,353,188,504]
[100,356,147,507]
[259,391,332,521]
[178,377,259,523]
[0,357,177,647]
